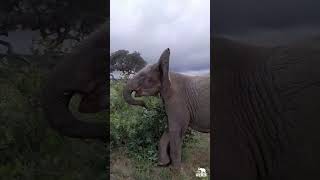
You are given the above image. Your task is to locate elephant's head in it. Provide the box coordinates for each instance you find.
[123,48,171,107]
[41,25,108,140]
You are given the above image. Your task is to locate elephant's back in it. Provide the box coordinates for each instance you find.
[268,37,320,177]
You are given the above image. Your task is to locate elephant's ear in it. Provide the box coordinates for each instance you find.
[158,48,171,94]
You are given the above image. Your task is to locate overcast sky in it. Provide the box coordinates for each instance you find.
[110,0,210,75]
[213,0,320,46]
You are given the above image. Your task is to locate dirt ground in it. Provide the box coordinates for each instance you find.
[110,133,210,180]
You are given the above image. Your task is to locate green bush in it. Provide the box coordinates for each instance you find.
[110,80,167,162]
[110,80,195,163]
[0,59,106,179]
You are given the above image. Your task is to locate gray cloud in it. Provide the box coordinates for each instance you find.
[213,0,320,43]
[111,0,210,75]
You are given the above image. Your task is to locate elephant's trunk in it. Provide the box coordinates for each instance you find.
[42,83,106,140]
[123,83,146,108]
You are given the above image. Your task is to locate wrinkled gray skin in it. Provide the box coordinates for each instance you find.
[213,36,320,179]
[42,24,108,140]
[123,49,210,167]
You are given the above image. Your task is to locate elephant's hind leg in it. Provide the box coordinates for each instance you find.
[158,131,171,166]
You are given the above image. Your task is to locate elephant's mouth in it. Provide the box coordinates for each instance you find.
[71,82,108,113]
[133,91,142,97]
[42,88,107,139]
[62,91,88,111]
[123,87,146,108]
[68,90,107,114]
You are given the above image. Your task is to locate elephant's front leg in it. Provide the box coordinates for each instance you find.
[169,130,183,168]
[167,107,190,168]
[158,131,170,166]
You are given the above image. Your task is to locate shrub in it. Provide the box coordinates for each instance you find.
[110,80,195,162]
[0,59,106,179]
[110,80,167,162]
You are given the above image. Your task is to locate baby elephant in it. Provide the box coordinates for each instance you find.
[123,48,210,167]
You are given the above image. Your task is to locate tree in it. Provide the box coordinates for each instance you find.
[110,50,147,78]
[0,0,107,54]
[0,1,108,178]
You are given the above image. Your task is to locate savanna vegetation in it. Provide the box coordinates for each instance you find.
[0,1,108,179]
[0,47,209,180]
[110,58,210,179]
[0,1,209,178]
[0,55,107,179]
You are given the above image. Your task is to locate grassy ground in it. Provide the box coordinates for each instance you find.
[110,132,210,180]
